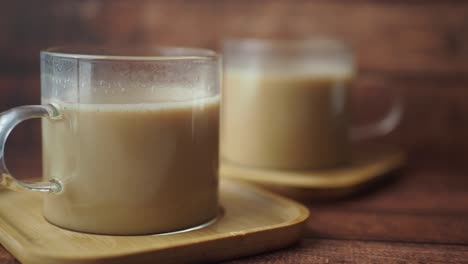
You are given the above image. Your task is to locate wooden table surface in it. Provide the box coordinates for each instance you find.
[1,1,468,263]
[1,148,467,263]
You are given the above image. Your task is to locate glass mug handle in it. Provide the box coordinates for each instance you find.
[0,104,62,193]
[350,95,403,141]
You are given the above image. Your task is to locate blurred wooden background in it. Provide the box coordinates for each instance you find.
[1,0,468,155]
[1,1,468,263]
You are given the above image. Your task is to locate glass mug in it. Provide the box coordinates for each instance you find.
[0,46,221,235]
[221,38,402,170]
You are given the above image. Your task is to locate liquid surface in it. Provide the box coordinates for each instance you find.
[42,95,220,235]
[221,67,352,170]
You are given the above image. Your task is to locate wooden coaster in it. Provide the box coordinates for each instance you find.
[220,144,406,200]
[0,179,309,264]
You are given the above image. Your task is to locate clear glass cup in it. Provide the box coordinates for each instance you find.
[0,46,221,235]
[221,38,402,170]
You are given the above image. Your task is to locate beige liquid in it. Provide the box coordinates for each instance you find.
[42,95,220,235]
[221,67,353,170]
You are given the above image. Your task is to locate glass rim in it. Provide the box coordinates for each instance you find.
[223,37,353,52]
[41,45,220,61]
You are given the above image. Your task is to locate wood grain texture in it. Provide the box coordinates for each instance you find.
[0,179,308,264]
[2,0,468,153]
[221,144,405,199]
[1,0,468,263]
[301,152,468,246]
[0,248,18,264]
[224,239,468,264]
[307,211,468,245]
[1,151,467,263]
[0,0,467,75]
[309,155,468,213]
[4,238,468,264]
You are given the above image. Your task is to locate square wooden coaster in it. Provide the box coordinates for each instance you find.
[221,144,405,200]
[0,179,309,264]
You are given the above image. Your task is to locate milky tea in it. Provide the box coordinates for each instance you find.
[43,92,220,235]
[221,65,353,170]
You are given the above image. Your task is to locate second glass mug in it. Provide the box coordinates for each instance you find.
[221,38,402,170]
[0,46,221,235]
